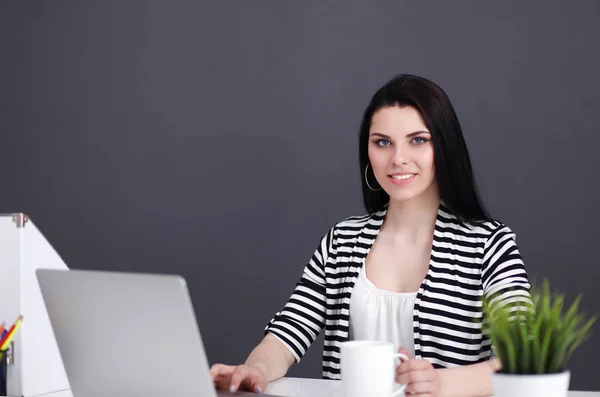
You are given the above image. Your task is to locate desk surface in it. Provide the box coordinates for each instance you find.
[32,377,600,397]
[265,377,599,397]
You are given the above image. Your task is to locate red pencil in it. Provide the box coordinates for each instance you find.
[0,315,23,349]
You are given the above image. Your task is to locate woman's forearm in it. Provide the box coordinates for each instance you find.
[244,333,296,382]
[438,358,501,397]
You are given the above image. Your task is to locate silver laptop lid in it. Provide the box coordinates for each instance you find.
[36,268,217,397]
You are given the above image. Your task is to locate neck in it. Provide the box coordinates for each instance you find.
[383,185,440,238]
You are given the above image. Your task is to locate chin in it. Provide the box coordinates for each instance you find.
[384,186,430,203]
[386,192,424,203]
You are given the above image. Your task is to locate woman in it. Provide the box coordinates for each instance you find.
[210,74,530,397]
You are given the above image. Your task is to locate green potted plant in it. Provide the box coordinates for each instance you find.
[482,280,596,397]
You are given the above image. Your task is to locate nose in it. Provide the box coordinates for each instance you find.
[391,144,409,165]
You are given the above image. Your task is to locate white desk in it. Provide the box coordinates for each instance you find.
[265,377,600,397]
[28,377,600,397]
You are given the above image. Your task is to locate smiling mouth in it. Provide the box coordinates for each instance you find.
[389,174,416,180]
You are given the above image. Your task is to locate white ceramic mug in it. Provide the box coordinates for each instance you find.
[340,341,409,397]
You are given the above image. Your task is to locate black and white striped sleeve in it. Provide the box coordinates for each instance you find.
[481,225,531,307]
[263,227,333,363]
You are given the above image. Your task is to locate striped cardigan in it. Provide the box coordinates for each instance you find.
[264,203,530,379]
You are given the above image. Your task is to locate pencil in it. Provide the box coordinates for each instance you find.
[0,315,23,351]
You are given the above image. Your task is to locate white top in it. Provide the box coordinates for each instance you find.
[349,265,417,357]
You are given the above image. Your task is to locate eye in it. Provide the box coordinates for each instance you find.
[412,137,429,145]
[375,139,391,147]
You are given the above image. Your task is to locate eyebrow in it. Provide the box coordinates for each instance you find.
[370,131,431,139]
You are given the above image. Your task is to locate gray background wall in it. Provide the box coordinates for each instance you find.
[1,0,599,391]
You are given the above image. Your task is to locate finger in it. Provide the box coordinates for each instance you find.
[214,376,231,390]
[248,371,268,394]
[405,379,436,395]
[398,368,435,383]
[397,347,413,359]
[230,366,252,392]
[243,372,268,394]
[239,365,267,393]
[396,368,436,385]
[405,392,434,397]
[397,359,433,374]
[213,372,234,390]
[210,363,235,379]
[395,348,411,365]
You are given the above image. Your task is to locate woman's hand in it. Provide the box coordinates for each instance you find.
[210,363,268,394]
[395,349,441,396]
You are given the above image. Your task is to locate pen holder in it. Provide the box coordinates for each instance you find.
[0,349,7,396]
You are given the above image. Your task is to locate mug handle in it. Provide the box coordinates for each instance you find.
[391,352,409,397]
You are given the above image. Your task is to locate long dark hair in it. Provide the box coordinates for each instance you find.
[359,74,491,224]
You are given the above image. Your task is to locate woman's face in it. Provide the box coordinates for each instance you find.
[367,106,437,203]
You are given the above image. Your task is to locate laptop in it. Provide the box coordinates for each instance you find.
[36,268,281,397]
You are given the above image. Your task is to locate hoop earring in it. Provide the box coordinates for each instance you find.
[364,163,382,192]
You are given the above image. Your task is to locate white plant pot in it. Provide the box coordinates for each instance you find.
[492,371,570,397]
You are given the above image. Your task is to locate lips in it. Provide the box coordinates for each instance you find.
[389,173,416,180]
[387,173,417,185]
